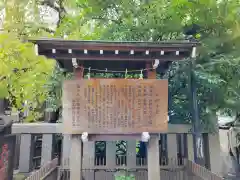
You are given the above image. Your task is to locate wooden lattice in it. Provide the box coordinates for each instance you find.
[62,79,168,134]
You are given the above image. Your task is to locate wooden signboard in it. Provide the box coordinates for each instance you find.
[62,79,168,134]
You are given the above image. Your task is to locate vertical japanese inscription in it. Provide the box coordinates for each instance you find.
[84,87,88,127]
[95,84,99,128]
[148,86,153,125]
[109,85,114,128]
[64,79,168,134]
[131,86,135,127]
[128,85,132,128]
[143,86,147,126]
[76,84,81,127]
[91,86,95,127]
[87,85,91,127]
[102,85,106,128]
[99,85,102,128]
[137,85,142,126]
[113,85,117,128]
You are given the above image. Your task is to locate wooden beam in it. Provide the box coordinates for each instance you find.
[39,44,191,52]
[40,53,189,61]
[31,39,199,50]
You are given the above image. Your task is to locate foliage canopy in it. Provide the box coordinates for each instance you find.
[1,0,240,125]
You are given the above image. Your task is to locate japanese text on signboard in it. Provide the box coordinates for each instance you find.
[63,79,168,134]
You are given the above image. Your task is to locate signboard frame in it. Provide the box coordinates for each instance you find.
[62,79,168,134]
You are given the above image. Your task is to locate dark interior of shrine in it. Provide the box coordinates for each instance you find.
[63,60,173,78]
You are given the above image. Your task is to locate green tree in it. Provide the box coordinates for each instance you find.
[0,33,55,121]
[57,0,240,128]
[0,0,57,121]
[2,0,240,125]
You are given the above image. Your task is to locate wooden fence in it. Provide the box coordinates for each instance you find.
[25,158,58,180]
[10,123,224,179]
[27,158,224,180]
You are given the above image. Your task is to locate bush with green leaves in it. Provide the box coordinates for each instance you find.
[114,171,135,180]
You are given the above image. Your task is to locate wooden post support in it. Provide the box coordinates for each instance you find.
[146,62,161,180]
[74,66,84,79]
[69,66,84,180]
[148,136,160,180]
[70,135,82,180]
[83,142,95,180]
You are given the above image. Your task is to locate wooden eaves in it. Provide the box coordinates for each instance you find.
[29,38,200,72]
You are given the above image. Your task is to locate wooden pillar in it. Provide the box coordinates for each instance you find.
[70,135,82,180]
[147,136,160,180]
[69,66,84,180]
[83,141,95,168]
[74,66,84,79]
[146,63,161,180]
[146,63,157,79]
[83,141,95,180]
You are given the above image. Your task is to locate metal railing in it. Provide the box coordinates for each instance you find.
[25,158,58,180]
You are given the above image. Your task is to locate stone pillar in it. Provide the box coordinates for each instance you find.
[147,136,160,180]
[19,134,34,173]
[167,134,177,165]
[82,141,95,180]
[208,133,222,175]
[70,135,82,180]
[127,140,136,167]
[106,141,116,168]
[41,134,53,165]
[83,141,95,168]
[187,134,194,161]
[62,134,71,168]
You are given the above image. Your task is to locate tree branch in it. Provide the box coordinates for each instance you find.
[39,0,67,28]
[24,24,55,34]
[0,63,46,82]
[91,16,122,24]
[37,26,55,33]
[56,0,67,27]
